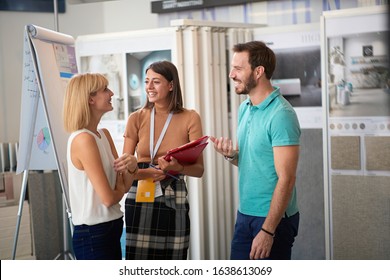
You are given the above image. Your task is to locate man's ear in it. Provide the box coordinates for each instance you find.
[256,66,265,79]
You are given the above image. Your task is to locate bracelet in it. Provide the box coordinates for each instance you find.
[224,152,237,162]
[127,165,138,175]
[261,227,275,238]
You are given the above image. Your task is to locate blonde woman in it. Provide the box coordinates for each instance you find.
[63,73,138,259]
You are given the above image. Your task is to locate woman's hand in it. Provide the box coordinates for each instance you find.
[114,153,138,174]
[145,167,166,182]
[157,156,184,173]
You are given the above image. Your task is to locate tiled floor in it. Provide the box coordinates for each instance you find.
[0,201,33,260]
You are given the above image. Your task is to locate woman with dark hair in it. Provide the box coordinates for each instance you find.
[120,60,204,259]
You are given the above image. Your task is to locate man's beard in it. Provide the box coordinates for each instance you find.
[235,71,256,95]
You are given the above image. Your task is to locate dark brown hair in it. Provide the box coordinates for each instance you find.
[233,41,276,80]
[143,60,184,113]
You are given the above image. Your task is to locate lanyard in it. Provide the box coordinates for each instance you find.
[150,107,173,163]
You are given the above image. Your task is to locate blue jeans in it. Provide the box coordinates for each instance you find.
[230,211,299,260]
[72,217,123,260]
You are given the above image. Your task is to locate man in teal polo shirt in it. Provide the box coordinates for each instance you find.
[211,41,301,260]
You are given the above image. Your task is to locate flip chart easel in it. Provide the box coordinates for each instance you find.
[12,24,77,260]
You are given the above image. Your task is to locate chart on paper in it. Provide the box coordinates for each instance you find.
[16,31,57,173]
[36,127,51,152]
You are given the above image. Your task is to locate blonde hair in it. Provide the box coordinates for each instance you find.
[63,73,108,132]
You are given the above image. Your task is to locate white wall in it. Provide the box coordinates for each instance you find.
[0,0,157,142]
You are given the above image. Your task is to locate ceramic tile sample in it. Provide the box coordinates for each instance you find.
[331,136,361,170]
[332,175,390,259]
[365,136,390,171]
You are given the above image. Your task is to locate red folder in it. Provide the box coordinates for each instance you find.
[164,135,209,164]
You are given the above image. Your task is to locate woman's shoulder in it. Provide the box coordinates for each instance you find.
[70,128,90,138]
[180,108,200,117]
[70,129,96,147]
[129,107,151,119]
[177,108,202,125]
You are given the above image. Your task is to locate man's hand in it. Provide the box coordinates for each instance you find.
[210,136,235,157]
[250,230,274,259]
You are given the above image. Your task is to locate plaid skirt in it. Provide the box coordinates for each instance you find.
[125,175,190,260]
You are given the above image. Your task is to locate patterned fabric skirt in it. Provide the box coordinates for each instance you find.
[125,176,190,260]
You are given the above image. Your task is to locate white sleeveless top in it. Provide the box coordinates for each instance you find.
[67,128,122,226]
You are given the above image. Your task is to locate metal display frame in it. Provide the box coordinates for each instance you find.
[321,5,389,259]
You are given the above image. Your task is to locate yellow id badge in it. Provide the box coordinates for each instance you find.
[136,178,155,202]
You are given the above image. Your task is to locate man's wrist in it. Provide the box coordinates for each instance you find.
[224,151,237,161]
[261,227,275,238]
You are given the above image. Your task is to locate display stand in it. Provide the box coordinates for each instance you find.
[321,5,390,260]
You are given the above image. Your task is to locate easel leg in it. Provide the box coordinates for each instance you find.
[54,194,74,260]
[12,170,29,260]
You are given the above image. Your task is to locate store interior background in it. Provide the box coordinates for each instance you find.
[0,0,389,260]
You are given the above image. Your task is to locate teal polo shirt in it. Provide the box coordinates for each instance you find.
[237,87,301,217]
